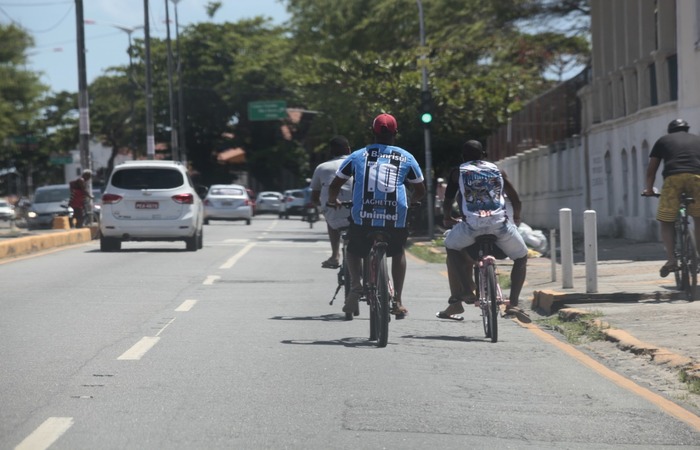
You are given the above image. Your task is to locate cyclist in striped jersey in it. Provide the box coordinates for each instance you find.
[326,113,426,319]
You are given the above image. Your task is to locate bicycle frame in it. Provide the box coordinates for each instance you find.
[472,235,507,343]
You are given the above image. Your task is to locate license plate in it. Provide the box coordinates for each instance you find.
[222,201,233,206]
[135,201,159,209]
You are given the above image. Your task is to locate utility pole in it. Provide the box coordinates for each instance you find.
[171,0,187,164]
[144,0,155,159]
[164,0,179,161]
[75,0,92,202]
[417,0,434,238]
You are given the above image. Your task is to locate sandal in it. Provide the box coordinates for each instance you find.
[321,259,340,269]
[659,262,679,278]
[503,305,532,323]
[391,302,408,320]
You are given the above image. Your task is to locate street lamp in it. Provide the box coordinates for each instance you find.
[416,0,434,238]
[84,20,144,153]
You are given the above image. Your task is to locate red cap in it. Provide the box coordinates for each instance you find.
[372,113,398,135]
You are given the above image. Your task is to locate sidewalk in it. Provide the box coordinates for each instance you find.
[518,237,700,384]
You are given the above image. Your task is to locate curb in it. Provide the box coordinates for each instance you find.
[532,289,677,315]
[556,307,700,385]
[0,228,94,260]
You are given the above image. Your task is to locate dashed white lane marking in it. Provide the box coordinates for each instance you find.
[117,336,161,361]
[15,416,74,450]
[220,242,255,269]
[175,299,197,311]
[203,275,220,285]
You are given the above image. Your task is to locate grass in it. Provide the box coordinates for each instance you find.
[679,370,700,395]
[537,311,607,345]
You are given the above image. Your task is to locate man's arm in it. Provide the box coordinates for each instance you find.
[643,157,661,195]
[311,190,321,206]
[410,180,426,203]
[501,171,521,226]
[442,167,460,226]
[326,176,348,206]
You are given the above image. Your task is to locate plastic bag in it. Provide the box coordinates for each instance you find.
[518,222,548,253]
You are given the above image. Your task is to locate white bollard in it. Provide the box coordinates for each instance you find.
[560,208,574,288]
[584,210,598,293]
[549,229,557,282]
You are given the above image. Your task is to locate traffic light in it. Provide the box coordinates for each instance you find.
[420,90,433,124]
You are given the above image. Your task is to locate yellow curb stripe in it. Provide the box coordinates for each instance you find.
[521,321,700,432]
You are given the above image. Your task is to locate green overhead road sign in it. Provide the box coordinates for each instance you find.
[248,100,287,121]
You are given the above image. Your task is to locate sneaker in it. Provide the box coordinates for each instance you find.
[343,290,361,314]
[504,305,532,323]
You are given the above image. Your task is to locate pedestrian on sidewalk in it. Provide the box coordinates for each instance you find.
[642,119,700,277]
[69,169,94,229]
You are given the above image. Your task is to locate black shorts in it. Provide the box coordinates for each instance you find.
[347,223,409,258]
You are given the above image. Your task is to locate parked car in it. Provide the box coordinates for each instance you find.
[279,189,307,219]
[255,191,283,214]
[0,199,15,221]
[203,184,253,225]
[99,160,204,252]
[26,184,73,229]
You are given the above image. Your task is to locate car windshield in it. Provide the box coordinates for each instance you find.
[0,201,9,208]
[210,187,244,196]
[110,168,184,189]
[34,188,70,203]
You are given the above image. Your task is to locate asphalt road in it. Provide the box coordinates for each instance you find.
[1,215,699,449]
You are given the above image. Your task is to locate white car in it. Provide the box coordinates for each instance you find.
[0,199,15,221]
[203,184,253,225]
[255,191,283,214]
[99,160,205,252]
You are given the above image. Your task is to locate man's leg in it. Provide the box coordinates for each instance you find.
[693,216,700,255]
[508,256,527,305]
[342,251,363,316]
[328,223,341,262]
[659,220,677,276]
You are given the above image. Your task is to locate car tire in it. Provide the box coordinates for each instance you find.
[185,233,198,251]
[197,228,204,249]
[100,237,121,252]
[246,219,251,225]
[203,218,210,225]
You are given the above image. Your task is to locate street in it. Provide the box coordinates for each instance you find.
[1,216,699,449]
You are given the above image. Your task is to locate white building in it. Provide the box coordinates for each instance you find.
[63,140,132,186]
[500,0,699,241]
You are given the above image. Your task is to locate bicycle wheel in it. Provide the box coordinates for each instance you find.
[374,249,391,348]
[476,267,490,337]
[674,221,684,289]
[683,232,698,301]
[365,255,377,341]
[485,264,498,343]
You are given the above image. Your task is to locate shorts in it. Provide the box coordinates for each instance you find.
[444,220,528,260]
[657,173,700,222]
[321,206,352,230]
[347,223,409,258]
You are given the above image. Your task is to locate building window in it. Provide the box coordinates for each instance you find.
[649,63,658,106]
[667,54,678,101]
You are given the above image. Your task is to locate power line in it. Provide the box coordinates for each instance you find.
[0,1,72,6]
[0,3,73,33]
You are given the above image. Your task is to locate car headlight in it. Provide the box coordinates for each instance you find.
[27,211,37,218]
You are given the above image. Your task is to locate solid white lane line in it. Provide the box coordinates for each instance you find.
[220,242,255,269]
[175,299,197,311]
[117,336,160,360]
[15,417,74,450]
[203,275,220,285]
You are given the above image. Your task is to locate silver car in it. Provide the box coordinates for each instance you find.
[203,184,253,225]
[26,185,72,229]
[99,161,204,251]
[255,191,283,214]
[0,199,15,221]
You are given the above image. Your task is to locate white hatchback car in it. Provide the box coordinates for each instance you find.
[99,160,205,252]
[203,184,253,225]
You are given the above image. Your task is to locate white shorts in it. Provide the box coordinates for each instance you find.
[444,220,528,260]
[322,207,351,230]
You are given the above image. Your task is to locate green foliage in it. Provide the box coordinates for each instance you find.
[13,0,590,194]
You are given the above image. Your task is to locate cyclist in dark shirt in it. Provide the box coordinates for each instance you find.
[326,113,426,319]
[642,119,700,277]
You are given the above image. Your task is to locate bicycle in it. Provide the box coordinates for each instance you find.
[329,224,361,320]
[469,235,509,343]
[645,191,697,301]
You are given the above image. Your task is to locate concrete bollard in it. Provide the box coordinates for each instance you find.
[584,210,598,293]
[549,229,557,282]
[559,208,574,288]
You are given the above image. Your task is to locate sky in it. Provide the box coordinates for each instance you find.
[0,0,290,93]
